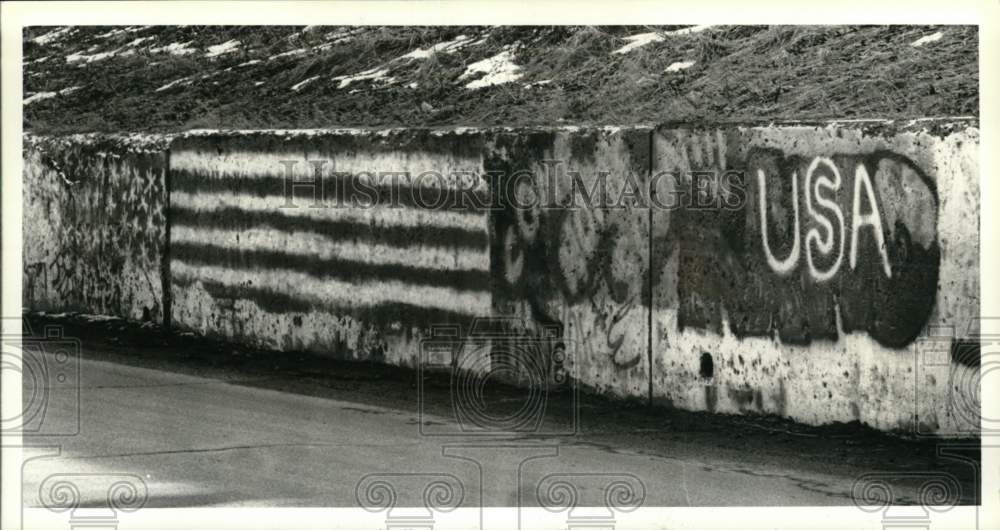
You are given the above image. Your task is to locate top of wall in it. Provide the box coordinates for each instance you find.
[25,118,979,146]
[24,132,174,153]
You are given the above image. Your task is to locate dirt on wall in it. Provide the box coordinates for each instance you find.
[20,118,980,436]
[22,134,169,322]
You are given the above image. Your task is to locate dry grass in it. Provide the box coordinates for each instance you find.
[23,25,978,134]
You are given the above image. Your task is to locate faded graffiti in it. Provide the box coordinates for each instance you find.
[23,139,167,322]
[496,207,644,368]
[487,131,649,375]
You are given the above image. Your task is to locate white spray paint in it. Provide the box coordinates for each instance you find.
[804,157,845,282]
[849,164,892,278]
[757,168,801,275]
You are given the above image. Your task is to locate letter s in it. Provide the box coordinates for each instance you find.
[804,157,845,282]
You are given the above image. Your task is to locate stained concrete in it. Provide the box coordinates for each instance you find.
[21,120,981,436]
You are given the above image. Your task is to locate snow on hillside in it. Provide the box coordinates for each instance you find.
[21,25,978,133]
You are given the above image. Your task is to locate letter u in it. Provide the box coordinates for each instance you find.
[758,168,800,275]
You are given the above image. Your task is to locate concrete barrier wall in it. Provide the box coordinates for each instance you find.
[650,122,980,434]
[22,121,980,435]
[485,128,652,398]
[22,135,168,322]
[167,130,490,365]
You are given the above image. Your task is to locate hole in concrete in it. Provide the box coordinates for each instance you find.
[699,352,714,379]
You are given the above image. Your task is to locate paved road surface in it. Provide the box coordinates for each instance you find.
[9,315,978,527]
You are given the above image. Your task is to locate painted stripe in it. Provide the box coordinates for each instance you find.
[171,242,490,291]
[169,148,484,189]
[172,225,488,271]
[171,275,477,327]
[171,190,486,233]
[170,169,490,214]
[170,205,488,250]
[171,260,491,316]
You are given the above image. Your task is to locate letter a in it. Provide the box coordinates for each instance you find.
[849,164,892,278]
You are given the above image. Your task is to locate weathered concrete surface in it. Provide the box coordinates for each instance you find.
[650,121,979,435]
[22,134,169,322]
[22,121,981,436]
[485,128,651,398]
[168,129,490,367]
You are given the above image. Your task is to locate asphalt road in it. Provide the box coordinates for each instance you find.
[11,315,980,519]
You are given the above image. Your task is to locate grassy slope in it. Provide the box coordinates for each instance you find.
[23,25,978,134]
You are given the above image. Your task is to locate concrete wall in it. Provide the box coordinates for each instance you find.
[21,121,980,435]
[649,122,980,434]
[22,135,169,322]
[485,128,652,398]
[167,130,490,366]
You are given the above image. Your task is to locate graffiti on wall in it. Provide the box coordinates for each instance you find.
[487,131,649,373]
[495,203,646,368]
[23,143,167,321]
[672,144,940,349]
[166,134,491,360]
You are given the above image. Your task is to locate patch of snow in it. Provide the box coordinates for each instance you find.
[460,50,523,89]
[325,28,365,44]
[93,26,150,40]
[94,28,125,39]
[613,33,663,55]
[333,67,393,89]
[524,79,553,89]
[407,81,419,89]
[205,39,241,58]
[664,60,696,72]
[150,41,196,56]
[255,81,266,86]
[66,49,118,64]
[400,34,475,60]
[666,25,714,36]
[24,91,57,105]
[33,27,73,45]
[24,86,80,105]
[468,34,491,47]
[95,28,126,39]
[155,76,194,92]
[238,59,262,67]
[269,48,307,61]
[911,32,943,47]
[124,36,154,48]
[291,75,321,91]
[613,25,714,54]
